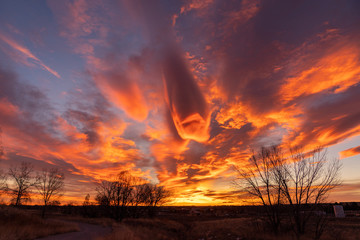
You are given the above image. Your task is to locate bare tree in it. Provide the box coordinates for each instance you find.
[96,171,135,220]
[151,184,171,207]
[112,171,134,220]
[280,147,341,238]
[0,126,4,159]
[234,146,341,237]
[83,193,91,206]
[129,178,150,218]
[147,184,171,217]
[130,183,170,208]
[7,162,38,206]
[131,182,151,207]
[234,146,284,234]
[132,183,171,217]
[0,128,6,197]
[36,168,65,217]
[0,170,6,196]
[95,180,113,206]
[96,171,171,220]
[82,193,95,218]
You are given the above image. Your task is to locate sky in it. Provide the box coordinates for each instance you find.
[0,0,360,205]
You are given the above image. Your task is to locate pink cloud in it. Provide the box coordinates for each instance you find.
[0,32,60,78]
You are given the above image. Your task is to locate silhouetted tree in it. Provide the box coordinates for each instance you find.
[235,146,341,238]
[36,168,65,217]
[152,184,171,207]
[280,147,341,238]
[95,180,113,206]
[82,193,96,217]
[0,170,6,196]
[7,162,38,206]
[234,146,284,234]
[0,127,6,195]
[0,127,3,159]
[83,193,90,206]
[112,171,135,220]
[130,183,171,217]
[146,184,171,217]
[96,171,171,220]
[96,171,135,220]
[49,200,61,206]
[129,178,149,217]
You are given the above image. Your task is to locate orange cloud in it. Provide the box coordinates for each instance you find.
[215,100,302,140]
[0,98,19,118]
[171,111,210,142]
[180,0,214,14]
[151,139,188,164]
[87,53,150,121]
[280,43,360,102]
[340,145,360,159]
[95,73,148,121]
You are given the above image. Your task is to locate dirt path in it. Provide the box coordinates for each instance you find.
[36,221,112,240]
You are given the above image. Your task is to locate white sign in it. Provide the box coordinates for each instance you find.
[333,205,345,218]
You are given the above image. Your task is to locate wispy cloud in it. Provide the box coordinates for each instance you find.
[340,145,360,159]
[0,32,60,78]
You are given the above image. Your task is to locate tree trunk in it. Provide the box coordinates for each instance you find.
[42,203,47,218]
[15,193,21,206]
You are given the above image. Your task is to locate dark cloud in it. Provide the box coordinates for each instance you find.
[0,65,59,144]
[163,49,210,142]
[0,66,50,114]
[64,109,101,146]
[163,50,208,122]
[289,84,360,147]
[2,152,80,175]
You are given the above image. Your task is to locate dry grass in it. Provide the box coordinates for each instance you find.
[186,217,297,240]
[97,216,360,240]
[59,214,115,227]
[3,206,360,240]
[98,218,186,240]
[320,218,360,240]
[0,206,79,240]
[97,217,293,240]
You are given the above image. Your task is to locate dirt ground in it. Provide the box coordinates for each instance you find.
[36,221,111,240]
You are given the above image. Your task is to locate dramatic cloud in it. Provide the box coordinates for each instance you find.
[163,49,210,142]
[0,0,360,204]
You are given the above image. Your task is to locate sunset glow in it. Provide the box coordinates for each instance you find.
[0,0,360,205]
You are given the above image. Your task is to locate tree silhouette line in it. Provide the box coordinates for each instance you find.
[0,162,171,220]
[92,171,171,220]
